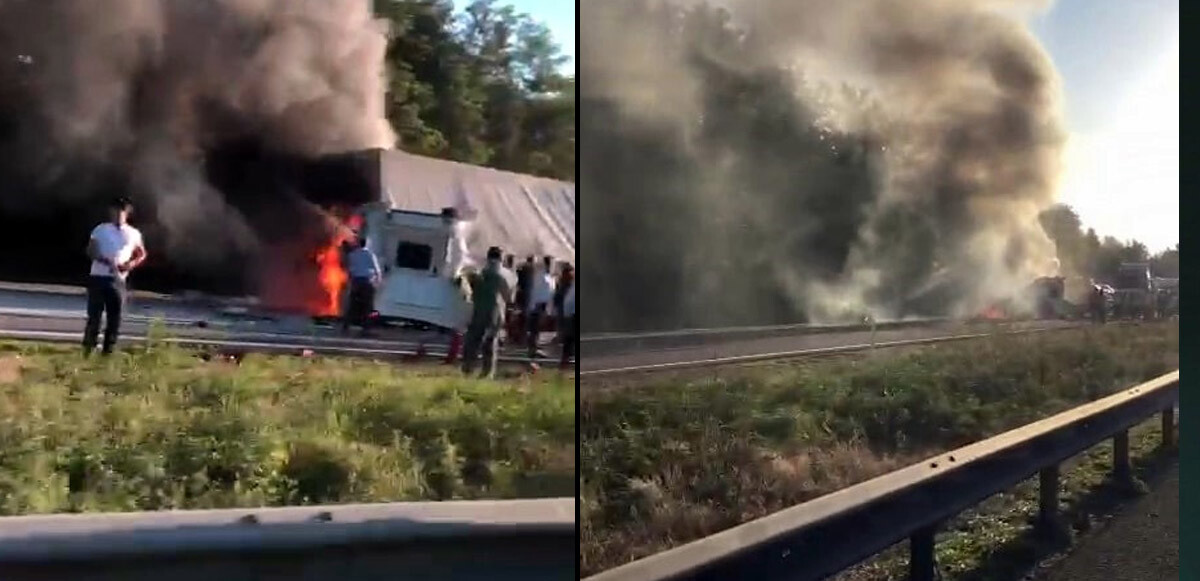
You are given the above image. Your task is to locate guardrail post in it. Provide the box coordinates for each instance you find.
[1113,430,1132,485]
[909,525,937,581]
[1162,406,1176,449]
[1037,465,1069,542]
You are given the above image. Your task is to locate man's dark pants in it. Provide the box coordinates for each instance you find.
[83,275,126,355]
[342,277,376,334]
[462,321,500,379]
[527,302,547,358]
[559,314,577,369]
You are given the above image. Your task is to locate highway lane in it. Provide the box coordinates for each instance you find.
[0,316,573,368]
[0,284,1086,371]
[0,285,442,341]
[581,319,1080,374]
[1038,463,1178,581]
[0,286,564,362]
[0,313,442,351]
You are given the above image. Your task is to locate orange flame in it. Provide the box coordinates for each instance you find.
[311,238,348,317]
[257,206,358,317]
[979,305,1005,320]
[308,209,360,317]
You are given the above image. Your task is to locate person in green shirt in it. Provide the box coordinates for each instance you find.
[462,246,515,379]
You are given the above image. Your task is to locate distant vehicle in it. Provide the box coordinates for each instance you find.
[1029,276,1068,319]
[1154,277,1179,318]
[1111,263,1156,319]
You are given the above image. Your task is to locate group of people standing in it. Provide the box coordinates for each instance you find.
[339,232,576,380]
[460,250,576,379]
[507,255,575,358]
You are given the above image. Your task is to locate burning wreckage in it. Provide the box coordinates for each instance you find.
[976,266,1178,323]
[0,0,574,340]
[0,147,575,336]
[263,149,576,332]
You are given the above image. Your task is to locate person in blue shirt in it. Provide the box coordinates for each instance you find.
[342,236,382,336]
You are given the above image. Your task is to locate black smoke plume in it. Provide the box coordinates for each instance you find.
[0,0,392,294]
[580,0,1065,332]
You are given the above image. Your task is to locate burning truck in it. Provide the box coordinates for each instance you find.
[296,149,576,332]
[0,144,575,333]
[1110,262,1157,320]
[977,275,1072,321]
[0,0,582,335]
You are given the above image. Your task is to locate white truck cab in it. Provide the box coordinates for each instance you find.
[358,203,471,331]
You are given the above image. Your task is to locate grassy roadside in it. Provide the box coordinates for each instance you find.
[0,336,575,515]
[580,322,1178,576]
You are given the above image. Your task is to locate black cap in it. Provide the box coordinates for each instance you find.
[109,196,133,210]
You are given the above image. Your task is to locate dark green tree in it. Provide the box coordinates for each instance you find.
[374,0,575,180]
[1037,203,1176,282]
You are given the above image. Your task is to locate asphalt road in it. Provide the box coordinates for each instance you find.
[580,319,1077,373]
[0,313,442,351]
[0,283,1093,369]
[0,286,561,361]
[1039,464,1178,581]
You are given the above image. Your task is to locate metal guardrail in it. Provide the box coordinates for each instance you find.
[0,328,568,367]
[581,324,1077,377]
[0,498,576,581]
[584,371,1179,581]
[584,317,948,341]
[581,318,951,357]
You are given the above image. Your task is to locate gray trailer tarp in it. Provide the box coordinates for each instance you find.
[367,149,575,265]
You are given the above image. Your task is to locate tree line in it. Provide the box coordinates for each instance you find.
[375,0,575,182]
[1038,204,1178,282]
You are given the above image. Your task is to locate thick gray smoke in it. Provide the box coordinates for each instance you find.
[0,0,392,280]
[581,0,1066,330]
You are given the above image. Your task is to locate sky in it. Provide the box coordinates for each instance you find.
[506,0,575,68]
[506,0,1178,252]
[1033,0,1179,252]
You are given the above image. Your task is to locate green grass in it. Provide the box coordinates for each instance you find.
[580,322,1178,576]
[0,336,575,516]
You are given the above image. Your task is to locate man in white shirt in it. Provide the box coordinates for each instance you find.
[83,197,147,356]
[441,207,471,280]
[341,236,382,336]
[526,256,556,359]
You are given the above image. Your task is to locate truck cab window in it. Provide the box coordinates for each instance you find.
[395,241,433,271]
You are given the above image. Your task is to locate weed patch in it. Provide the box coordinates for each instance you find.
[0,339,575,515]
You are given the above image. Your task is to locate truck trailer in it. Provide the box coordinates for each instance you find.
[1112,262,1156,319]
[348,149,575,332]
